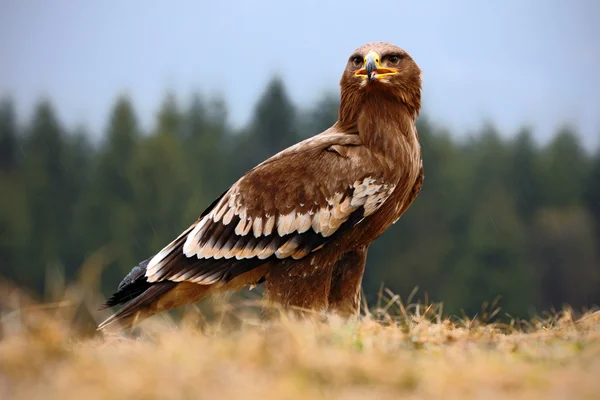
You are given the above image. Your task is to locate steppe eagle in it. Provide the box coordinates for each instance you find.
[98,41,424,331]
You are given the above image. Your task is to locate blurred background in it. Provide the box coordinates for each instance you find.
[0,0,599,319]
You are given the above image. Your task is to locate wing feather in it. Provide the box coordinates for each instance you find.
[144,132,396,285]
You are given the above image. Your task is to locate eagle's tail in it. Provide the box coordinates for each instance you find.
[97,257,178,332]
[97,256,268,333]
[97,281,177,332]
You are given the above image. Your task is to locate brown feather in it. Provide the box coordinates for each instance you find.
[99,41,424,331]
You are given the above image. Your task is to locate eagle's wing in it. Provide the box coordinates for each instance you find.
[144,132,397,285]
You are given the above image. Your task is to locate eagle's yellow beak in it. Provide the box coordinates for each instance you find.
[355,51,398,82]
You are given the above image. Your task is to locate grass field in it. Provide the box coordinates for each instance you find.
[1,279,599,400]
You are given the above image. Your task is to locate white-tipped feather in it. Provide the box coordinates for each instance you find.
[178,218,206,258]
[277,210,296,236]
[275,236,301,258]
[317,208,330,234]
[223,207,235,225]
[217,240,237,259]
[329,211,345,230]
[238,206,247,222]
[311,210,321,233]
[228,194,236,207]
[213,201,228,222]
[167,269,187,281]
[330,202,345,222]
[322,209,343,236]
[233,235,252,260]
[292,247,309,260]
[241,217,252,236]
[296,213,311,233]
[350,191,367,207]
[253,217,263,237]
[235,216,248,236]
[257,243,276,259]
[146,224,195,277]
[285,209,297,234]
[190,273,220,284]
[264,215,275,235]
[200,240,220,258]
[339,196,353,214]
[144,175,398,284]
[277,216,285,237]
[212,246,227,260]
[364,184,380,196]
[331,192,343,206]
[277,209,296,237]
[239,238,259,259]
[171,267,200,282]
[321,224,335,237]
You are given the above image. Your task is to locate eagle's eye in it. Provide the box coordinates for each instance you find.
[387,55,401,65]
[350,55,362,68]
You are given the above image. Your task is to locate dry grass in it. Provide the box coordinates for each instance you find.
[1,275,599,400]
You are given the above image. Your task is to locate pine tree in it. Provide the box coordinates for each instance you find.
[233,77,298,176]
[62,126,93,274]
[182,92,230,213]
[449,184,535,316]
[300,92,339,137]
[5,79,598,317]
[0,98,19,172]
[132,93,191,258]
[539,125,588,208]
[509,127,541,222]
[20,99,71,291]
[421,122,539,316]
[79,94,140,288]
[584,139,600,244]
[532,207,600,310]
[0,97,27,282]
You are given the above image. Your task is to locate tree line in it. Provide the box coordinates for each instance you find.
[1,77,599,318]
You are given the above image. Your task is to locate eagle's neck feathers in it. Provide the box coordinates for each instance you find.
[335,84,421,155]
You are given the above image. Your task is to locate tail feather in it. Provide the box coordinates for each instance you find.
[97,281,177,332]
[97,251,268,332]
[97,256,177,332]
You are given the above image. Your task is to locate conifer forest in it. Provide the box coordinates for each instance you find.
[1,78,599,319]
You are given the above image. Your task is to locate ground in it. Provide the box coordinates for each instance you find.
[0,282,599,400]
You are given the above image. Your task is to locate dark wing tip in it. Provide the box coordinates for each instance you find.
[99,257,153,310]
[117,257,152,291]
[97,281,177,331]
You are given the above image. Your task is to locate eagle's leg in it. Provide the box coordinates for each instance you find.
[327,246,368,317]
[263,258,333,317]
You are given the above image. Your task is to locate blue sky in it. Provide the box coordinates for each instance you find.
[1,0,599,148]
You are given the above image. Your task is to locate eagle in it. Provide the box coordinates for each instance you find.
[97,41,423,331]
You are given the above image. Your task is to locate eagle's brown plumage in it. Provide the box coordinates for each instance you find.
[98,41,423,331]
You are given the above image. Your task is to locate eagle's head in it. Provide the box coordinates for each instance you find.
[339,42,422,118]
